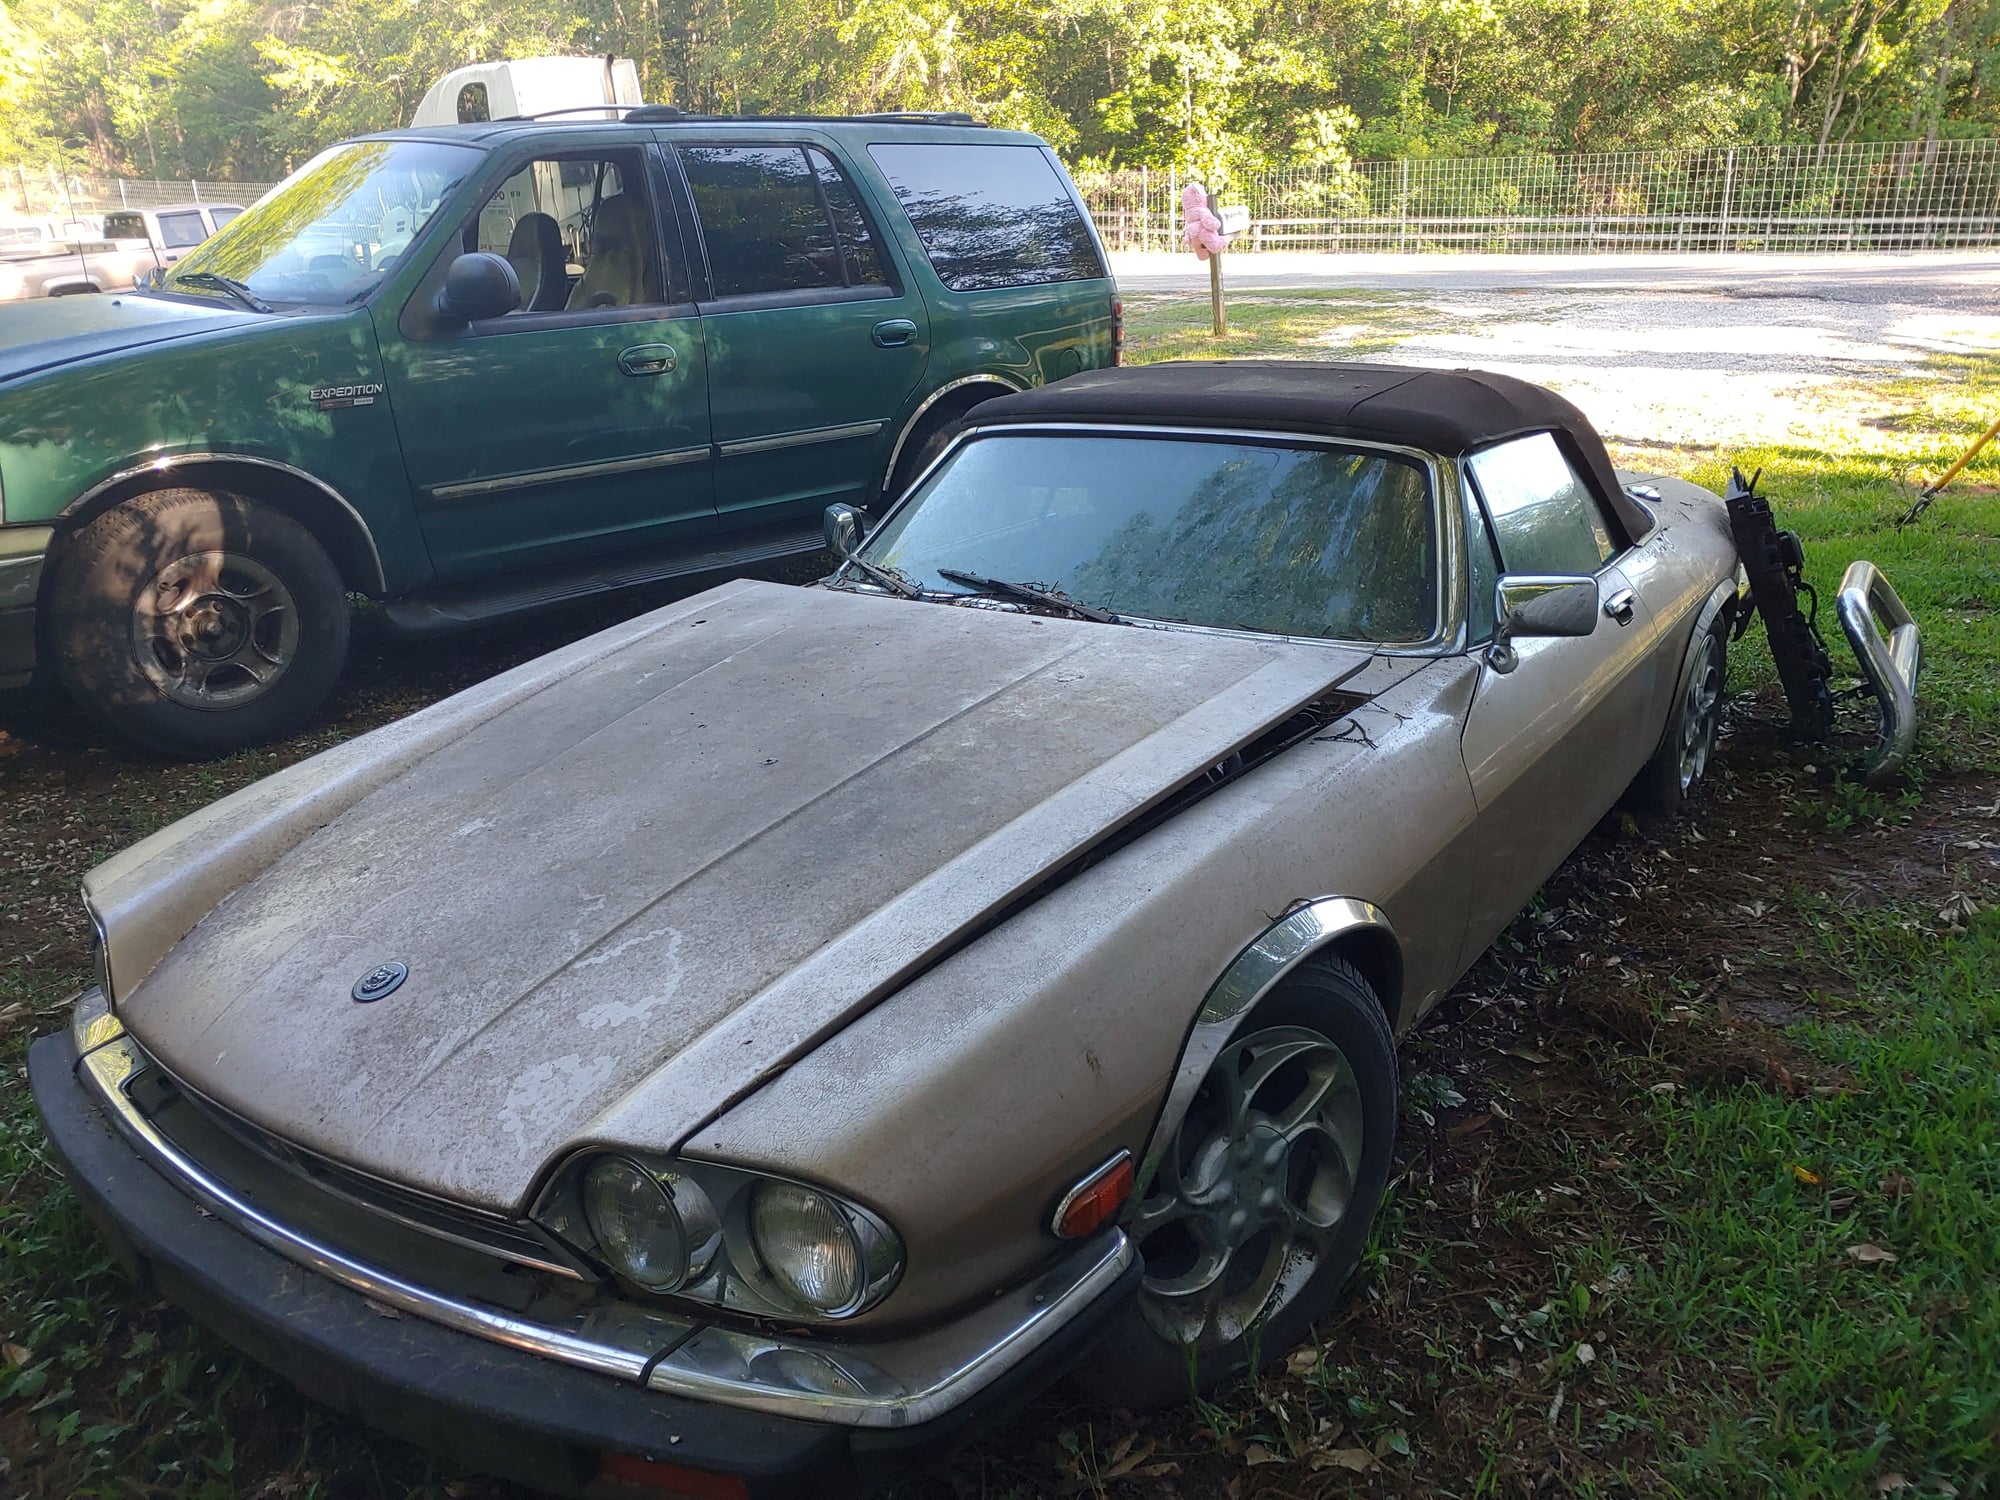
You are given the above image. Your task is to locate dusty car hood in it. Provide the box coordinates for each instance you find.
[0,291,257,384]
[113,580,1368,1210]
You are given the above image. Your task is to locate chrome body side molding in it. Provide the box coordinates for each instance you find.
[428,445,709,503]
[1837,559,1921,785]
[1135,898,1396,1190]
[717,420,885,459]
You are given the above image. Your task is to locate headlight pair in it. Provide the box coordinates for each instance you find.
[540,1153,902,1321]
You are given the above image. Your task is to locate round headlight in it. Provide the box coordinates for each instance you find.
[583,1158,689,1292]
[748,1181,864,1314]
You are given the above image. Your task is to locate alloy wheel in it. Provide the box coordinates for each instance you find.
[1130,1024,1366,1347]
[1678,631,1724,794]
[131,550,299,710]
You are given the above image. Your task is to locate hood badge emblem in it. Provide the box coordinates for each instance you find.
[352,962,408,1003]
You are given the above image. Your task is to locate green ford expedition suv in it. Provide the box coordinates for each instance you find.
[0,112,1119,756]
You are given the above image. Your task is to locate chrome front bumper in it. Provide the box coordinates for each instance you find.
[1836,560,1921,785]
[70,1013,1133,1430]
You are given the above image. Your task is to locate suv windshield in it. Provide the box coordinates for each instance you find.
[166,139,478,306]
[859,431,1439,644]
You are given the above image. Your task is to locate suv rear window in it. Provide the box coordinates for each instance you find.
[867,143,1104,292]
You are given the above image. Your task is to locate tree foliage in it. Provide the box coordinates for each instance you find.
[1,0,1996,179]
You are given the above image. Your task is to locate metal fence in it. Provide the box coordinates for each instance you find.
[1077,138,2000,254]
[2,166,277,221]
[11,137,2000,253]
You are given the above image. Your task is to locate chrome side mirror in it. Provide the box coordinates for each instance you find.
[824,503,864,560]
[1486,574,1599,674]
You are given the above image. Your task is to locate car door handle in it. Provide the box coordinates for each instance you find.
[617,345,677,377]
[871,319,918,348]
[1603,588,1636,625]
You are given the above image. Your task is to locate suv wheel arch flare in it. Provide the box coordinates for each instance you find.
[1135,898,1402,1197]
[882,376,1021,499]
[51,454,388,597]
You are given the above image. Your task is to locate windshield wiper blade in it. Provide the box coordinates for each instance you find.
[838,555,922,598]
[171,271,273,313]
[937,567,1119,623]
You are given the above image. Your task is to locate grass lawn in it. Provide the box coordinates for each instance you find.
[0,298,1995,1498]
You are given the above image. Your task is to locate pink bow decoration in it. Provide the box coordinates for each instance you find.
[1181,181,1229,260]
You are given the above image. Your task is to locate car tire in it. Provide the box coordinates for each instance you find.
[1625,617,1727,820]
[1077,955,1398,1410]
[49,487,350,758]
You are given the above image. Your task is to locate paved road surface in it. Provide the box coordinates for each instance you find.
[1108,251,2000,453]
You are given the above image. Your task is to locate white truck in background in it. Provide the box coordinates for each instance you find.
[410,57,643,127]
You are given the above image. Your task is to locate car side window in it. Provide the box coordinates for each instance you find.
[680,145,887,299]
[1466,432,1617,577]
[157,211,208,249]
[208,207,242,229]
[469,150,667,315]
[867,142,1105,291]
[1464,483,1502,642]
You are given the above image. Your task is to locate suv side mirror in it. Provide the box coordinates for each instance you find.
[436,252,520,324]
[824,503,865,559]
[1486,575,1599,674]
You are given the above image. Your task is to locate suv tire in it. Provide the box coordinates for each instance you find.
[50,488,350,758]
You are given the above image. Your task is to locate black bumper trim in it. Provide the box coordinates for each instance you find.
[28,1033,1137,1497]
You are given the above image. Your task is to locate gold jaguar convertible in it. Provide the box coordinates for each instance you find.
[36,362,1881,1498]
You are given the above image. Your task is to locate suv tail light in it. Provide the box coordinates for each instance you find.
[1111,295,1124,365]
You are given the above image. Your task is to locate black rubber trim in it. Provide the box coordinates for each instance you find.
[27,1032,1140,1497]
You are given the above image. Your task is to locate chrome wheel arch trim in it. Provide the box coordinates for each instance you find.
[1134,898,1398,1194]
[59,452,387,594]
[881,374,1024,495]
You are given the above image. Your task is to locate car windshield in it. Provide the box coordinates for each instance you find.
[859,431,1440,643]
[164,139,479,307]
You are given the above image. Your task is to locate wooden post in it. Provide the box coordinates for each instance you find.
[1207,190,1227,336]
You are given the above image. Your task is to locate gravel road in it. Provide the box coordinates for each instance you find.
[1109,251,2000,452]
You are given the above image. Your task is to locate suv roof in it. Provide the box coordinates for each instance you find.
[366,112,1041,148]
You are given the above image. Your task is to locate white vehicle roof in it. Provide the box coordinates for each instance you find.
[410,56,643,127]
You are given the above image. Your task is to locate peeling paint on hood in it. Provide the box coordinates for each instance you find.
[114,580,1368,1211]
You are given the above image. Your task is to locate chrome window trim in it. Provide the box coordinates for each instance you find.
[428,444,710,503]
[1134,898,1394,1193]
[61,453,387,593]
[716,419,885,459]
[72,1023,1134,1428]
[878,420,1465,655]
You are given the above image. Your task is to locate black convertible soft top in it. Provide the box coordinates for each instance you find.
[973,361,1655,544]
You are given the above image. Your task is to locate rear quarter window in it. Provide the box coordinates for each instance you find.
[867,143,1104,292]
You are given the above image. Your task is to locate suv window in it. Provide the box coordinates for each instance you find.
[472,150,668,313]
[1466,432,1617,577]
[867,143,1104,292]
[208,206,243,228]
[157,210,208,249]
[680,145,887,299]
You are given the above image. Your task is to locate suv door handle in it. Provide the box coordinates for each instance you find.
[618,345,677,377]
[871,319,917,348]
[1603,587,1636,625]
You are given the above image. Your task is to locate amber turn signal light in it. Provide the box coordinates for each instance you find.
[1051,1150,1135,1239]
